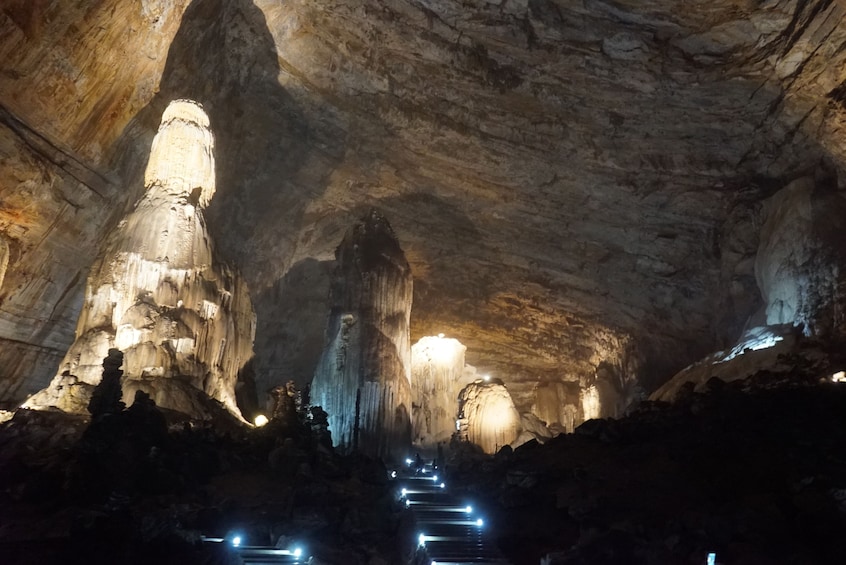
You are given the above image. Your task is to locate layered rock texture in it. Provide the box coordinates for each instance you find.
[311,210,413,458]
[23,100,255,419]
[2,1,846,419]
[411,335,473,448]
[457,379,522,454]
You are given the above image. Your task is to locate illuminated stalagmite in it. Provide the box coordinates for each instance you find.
[411,335,468,448]
[23,100,255,418]
[311,210,413,459]
[457,378,521,454]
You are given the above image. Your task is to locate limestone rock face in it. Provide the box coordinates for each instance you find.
[311,210,413,458]
[411,335,470,448]
[755,175,846,338]
[23,100,255,419]
[458,379,521,455]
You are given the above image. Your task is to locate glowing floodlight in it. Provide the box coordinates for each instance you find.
[707,553,716,565]
[418,533,426,546]
[231,535,242,547]
[391,470,397,478]
[476,518,484,526]
[401,488,408,496]
[433,474,438,482]
[293,547,303,558]
[464,505,473,513]
[833,371,846,383]
[440,482,445,488]
[405,499,410,507]
[483,374,490,381]
[253,414,269,427]
[406,458,413,465]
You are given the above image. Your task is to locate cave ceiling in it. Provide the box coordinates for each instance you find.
[1,0,845,407]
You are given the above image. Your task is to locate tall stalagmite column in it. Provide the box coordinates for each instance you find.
[311,209,413,459]
[24,100,255,419]
[411,335,467,449]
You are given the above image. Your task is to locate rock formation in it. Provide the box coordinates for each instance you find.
[23,100,255,419]
[755,174,846,338]
[310,209,413,459]
[457,378,521,455]
[411,334,469,449]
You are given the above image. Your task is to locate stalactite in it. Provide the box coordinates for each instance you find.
[310,209,413,459]
[22,100,255,420]
[457,378,521,455]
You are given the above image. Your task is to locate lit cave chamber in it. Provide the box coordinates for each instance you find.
[2,2,846,565]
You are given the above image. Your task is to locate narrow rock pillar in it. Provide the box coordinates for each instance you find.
[311,209,413,459]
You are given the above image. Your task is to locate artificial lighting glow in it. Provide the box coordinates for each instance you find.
[401,488,408,496]
[433,475,438,482]
[293,547,303,558]
[405,499,410,507]
[438,333,444,338]
[418,533,426,546]
[455,419,461,431]
[833,371,846,383]
[253,414,269,427]
[476,518,484,526]
[440,482,445,488]
[464,505,472,513]
[231,536,242,547]
[719,328,784,363]
[391,470,397,478]
[406,458,413,465]
[581,385,600,421]
[483,374,490,382]
[707,553,716,565]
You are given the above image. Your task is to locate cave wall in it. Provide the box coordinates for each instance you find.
[1,1,846,410]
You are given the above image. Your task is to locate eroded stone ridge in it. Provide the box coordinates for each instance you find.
[311,209,413,458]
[23,100,255,419]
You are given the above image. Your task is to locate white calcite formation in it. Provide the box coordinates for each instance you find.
[457,379,521,455]
[311,209,413,458]
[756,175,846,338]
[411,334,469,449]
[23,100,255,419]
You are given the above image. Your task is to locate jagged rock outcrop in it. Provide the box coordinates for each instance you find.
[23,100,255,419]
[411,335,471,449]
[457,378,521,455]
[310,209,413,459]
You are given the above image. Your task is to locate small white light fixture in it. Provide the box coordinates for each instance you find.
[440,482,445,488]
[231,535,242,547]
[253,414,268,427]
[405,499,410,507]
[293,547,303,558]
[707,553,716,565]
[433,474,438,482]
[483,374,490,382]
[455,419,460,431]
[464,505,472,513]
[391,470,397,478]
[406,458,413,465]
[401,488,408,496]
[476,518,484,527]
[418,533,426,546]
[833,371,846,383]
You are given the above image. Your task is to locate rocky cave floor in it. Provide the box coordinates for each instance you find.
[3,369,846,565]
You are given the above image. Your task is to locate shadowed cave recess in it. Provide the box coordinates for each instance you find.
[2,1,846,564]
